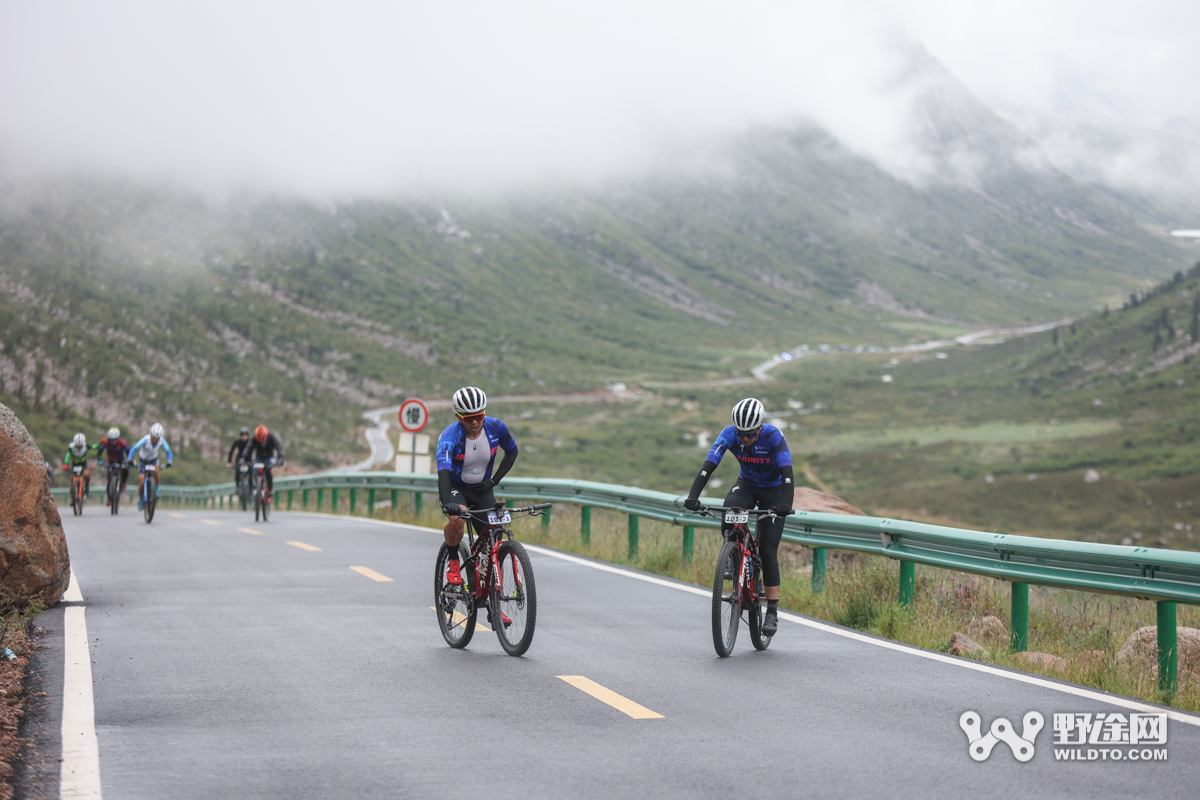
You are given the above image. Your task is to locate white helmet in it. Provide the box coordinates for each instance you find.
[72,433,87,448]
[107,427,120,440]
[452,386,487,416]
[731,398,765,432]
[150,423,164,439]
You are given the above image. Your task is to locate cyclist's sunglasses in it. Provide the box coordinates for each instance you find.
[457,412,486,422]
[737,427,762,441]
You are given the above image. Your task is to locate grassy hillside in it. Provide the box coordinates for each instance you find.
[0,118,1191,474]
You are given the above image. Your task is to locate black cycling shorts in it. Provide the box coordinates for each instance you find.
[722,479,785,586]
[446,482,499,536]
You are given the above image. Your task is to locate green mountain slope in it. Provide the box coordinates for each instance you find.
[0,111,1191,473]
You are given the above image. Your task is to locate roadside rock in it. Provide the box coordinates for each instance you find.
[0,403,70,607]
[949,633,989,658]
[967,615,1009,642]
[1016,651,1068,674]
[1116,626,1200,674]
[794,487,865,516]
[1072,649,1108,672]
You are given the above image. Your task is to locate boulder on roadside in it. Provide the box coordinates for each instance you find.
[1016,651,1068,674]
[967,615,1009,642]
[1116,626,1200,675]
[794,487,865,516]
[0,403,70,607]
[949,632,989,658]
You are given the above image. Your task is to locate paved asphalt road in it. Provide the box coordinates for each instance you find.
[22,510,1200,799]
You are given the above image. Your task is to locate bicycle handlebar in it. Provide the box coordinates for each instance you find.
[447,502,552,519]
[689,504,793,520]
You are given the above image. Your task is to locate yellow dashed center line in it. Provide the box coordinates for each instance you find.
[350,566,393,582]
[200,519,221,526]
[168,513,186,518]
[429,606,490,632]
[557,676,664,719]
[239,528,265,535]
[287,541,322,552]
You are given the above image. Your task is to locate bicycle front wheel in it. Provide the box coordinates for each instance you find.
[435,544,476,648]
[71,481,82,516]
[712,540,742,657]
[144,476,157,523]
[492,540,536,657]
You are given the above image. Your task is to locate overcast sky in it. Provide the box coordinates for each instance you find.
[1,1,1196,197]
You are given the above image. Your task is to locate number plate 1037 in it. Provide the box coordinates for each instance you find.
[724,512,749,525]
[487,511,512,525]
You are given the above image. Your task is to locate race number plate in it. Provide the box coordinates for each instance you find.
[72,466,84,475]
[724,511,749,525]
[144,464,156,472]
[487,510,512,525]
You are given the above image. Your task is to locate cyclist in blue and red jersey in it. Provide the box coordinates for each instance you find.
[97,427,130,493]
[684,398,794,636]
[437,386,519,588]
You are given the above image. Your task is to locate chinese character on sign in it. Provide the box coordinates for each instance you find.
[1053,713,1092,745]
[1130,713,1167,745]
[1053,712,1167,746]
[407,407,421,425]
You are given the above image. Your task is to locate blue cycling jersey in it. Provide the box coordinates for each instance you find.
[436,417,518,486]
[706,424,792,488]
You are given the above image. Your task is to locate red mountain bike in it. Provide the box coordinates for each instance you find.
[435,502,549,657]
[692,505,782,657]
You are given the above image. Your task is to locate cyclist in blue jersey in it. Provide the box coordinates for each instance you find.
[129,423,173,510]
[437,386,519,588]
[685,398,794,635]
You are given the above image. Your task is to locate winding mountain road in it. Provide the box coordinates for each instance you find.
[22,510,1200,799]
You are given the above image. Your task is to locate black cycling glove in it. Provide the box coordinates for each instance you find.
[684,496,703,512]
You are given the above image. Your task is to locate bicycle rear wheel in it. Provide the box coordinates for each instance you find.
[435,544,476,648]
[712,540,742,657]
[747,563,771,651]
[491,540,536,657]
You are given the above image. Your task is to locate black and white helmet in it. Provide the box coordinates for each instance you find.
[452,386,488,416]
[731,398,765,432]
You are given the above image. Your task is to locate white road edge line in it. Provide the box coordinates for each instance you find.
[281,513,1200,726]
[61,575,102,798]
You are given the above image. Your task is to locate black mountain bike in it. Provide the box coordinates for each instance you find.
[252,462,270,522]
[141,462,168,523]
[691,505,783,657]
[106,462,124,515]
[236,460,252,511]
[435,502,549,657]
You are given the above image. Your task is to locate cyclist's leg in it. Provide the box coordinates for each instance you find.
[82,466,91,494]
[443,484,469,549]
[264,458,276,495]
[752,484,785,600]
[721,480,752,538]
[120,464,129,492]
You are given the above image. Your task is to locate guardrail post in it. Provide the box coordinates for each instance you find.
[317,488,324,511]
[899,560,915,606]
[628,514,639,559]
[390,489,398,513]
[812,548,827,593]
[682,526,694,564]
[350,488,357,514]
[506,499,514,509]
[368,488,376,516]
[219,495,224,510]
[414,492,423,517]
[303,489,309,509]
[287,490,294,511]
[581,506,591,545]
[1010,583,1029,652]
[541,505,551,533]
[1158,601,1178,696]
[332,488,339,513]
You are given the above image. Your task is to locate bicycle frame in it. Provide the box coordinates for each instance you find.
[463,514,519,603]
[698,505,780,611]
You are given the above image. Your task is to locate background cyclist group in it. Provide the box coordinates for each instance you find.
[62,423,284,511]
[434,386,792,636]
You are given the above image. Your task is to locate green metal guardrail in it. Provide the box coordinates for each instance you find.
[55,471,1200,695]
